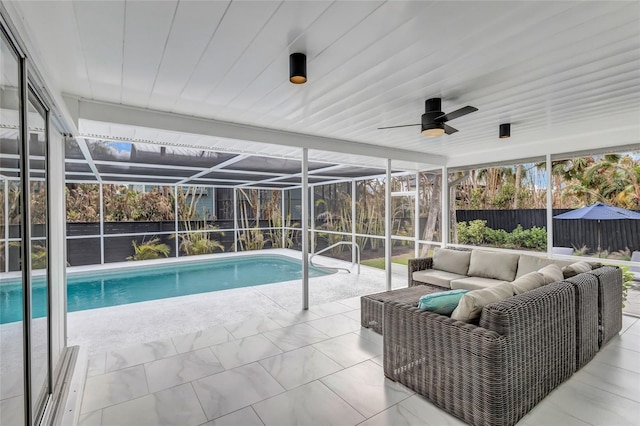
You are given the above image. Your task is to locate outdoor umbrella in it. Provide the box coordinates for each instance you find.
[553,202,640,252]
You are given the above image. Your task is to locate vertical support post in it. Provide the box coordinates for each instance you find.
[211,185,216,221]
[351,179,357,265]
[441,165,449,248]
[4,179,8,273]
[546,154,554,257]
[18,55,33,426]
[385,159,392,290]
[99,182,104,264]
[174,185,179,257]
[233,188,238,252]
[281,188,286,248]
[414,171,420,258]
[310,184,315,254]
[302,148,309,309]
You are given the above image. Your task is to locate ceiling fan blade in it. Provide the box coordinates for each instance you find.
[435,106,478,122]
[377,124,421,130]
[444,124,458,135]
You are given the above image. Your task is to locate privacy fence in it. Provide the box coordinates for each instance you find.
[456,209,640,253]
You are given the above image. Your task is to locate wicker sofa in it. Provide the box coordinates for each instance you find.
[382,261,623,426]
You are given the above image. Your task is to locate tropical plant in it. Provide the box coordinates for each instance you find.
[127,237,170,261]
[178,228,224,256]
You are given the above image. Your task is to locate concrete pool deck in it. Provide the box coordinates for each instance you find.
[67,249,407,356]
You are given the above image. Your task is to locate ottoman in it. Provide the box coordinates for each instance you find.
[361,285,444,334]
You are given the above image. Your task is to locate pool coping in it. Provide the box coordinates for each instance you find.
[0,248,347,284]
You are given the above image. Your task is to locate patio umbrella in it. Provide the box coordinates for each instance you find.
[553,202,640,252]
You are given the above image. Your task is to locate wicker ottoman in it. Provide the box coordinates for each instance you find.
[361,285,444,334]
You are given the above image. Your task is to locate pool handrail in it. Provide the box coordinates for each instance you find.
[310,242,360,274]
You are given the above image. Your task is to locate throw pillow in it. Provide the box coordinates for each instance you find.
[467,250,520,281]
[417,289,469,315]
[538,263,564,284]
[450,282,514,322]
[432,248,472,275]
[561,261,592,278]
[511,271,546,295]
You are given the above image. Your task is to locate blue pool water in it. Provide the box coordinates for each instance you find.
[0,255,332,324]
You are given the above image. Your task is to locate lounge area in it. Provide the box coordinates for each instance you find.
[1,1,639,426]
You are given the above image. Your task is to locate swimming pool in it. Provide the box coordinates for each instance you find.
[0,255,333,324]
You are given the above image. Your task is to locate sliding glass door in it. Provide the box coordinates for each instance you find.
[27,94,49,423]
[0,25,26,426]
[0,26,51,426]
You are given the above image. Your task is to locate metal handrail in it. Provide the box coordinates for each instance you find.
[309,241,360,274]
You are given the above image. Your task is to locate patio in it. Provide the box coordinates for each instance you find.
[74,297,640,426]
[1,1,639,425]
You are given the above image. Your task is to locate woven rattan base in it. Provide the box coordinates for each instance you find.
[361,285,444,334]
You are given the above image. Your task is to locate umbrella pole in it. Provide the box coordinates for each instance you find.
[597,220,601,255]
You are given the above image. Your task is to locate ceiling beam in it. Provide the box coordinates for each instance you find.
[75,137,102,182]
[177,154,248,185]
[72,98,447,166]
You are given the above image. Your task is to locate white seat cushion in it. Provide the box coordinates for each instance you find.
[451,282,514,322]
[412,269,468,289]
[511,271,547,295]
[450,276,507,291]
[432,248,472,275]
[468,250,520,281]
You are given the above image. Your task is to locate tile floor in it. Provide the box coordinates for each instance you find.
[78,299,640,426]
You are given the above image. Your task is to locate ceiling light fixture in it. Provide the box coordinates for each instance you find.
[289,53,307,84]
[499,123,511,139]
[421,120,445,137]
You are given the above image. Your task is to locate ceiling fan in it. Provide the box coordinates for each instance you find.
[378,98,478,137]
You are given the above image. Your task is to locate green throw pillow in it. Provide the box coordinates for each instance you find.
[418,289,469,315]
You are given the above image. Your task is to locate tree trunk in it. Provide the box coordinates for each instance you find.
[420,174,441,256]
[513,164,522,209]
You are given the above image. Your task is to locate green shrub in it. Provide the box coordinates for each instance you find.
[455,221,547,251]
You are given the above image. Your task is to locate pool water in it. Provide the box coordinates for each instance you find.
[0,255,332,324]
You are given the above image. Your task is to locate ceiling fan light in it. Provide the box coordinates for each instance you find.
[289,53,307,84]
[499,123,511,138]
[422,127,445,137]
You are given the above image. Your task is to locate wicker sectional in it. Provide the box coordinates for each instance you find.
[370,258,623,426]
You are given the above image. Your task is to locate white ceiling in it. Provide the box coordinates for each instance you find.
[6,0,640,168]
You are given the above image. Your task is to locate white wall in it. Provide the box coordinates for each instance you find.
[48,127,67,371]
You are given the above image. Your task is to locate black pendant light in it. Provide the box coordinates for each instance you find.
[499,123,511,139]
[289,53,307,84]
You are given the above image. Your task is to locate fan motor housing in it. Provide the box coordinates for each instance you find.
[425,98,442,113]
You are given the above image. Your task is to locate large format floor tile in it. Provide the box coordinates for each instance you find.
[313,332,382,368]
[546,380,640,425]
[192,362,284,420]
[172,326,233,354]
[252,381,365,426]
[81,365,148,413]
[358,394,466,426]
[87,353,106,377]
[572,359,640,402]
[259,346,342,390]
[210,334,282,370]
[78,410,102,426]
[307,313,362,337]
[223,316,282,339]
[101,383,207,426]
[144,348,224,394]
[321,360,413,418]
[306,301,353,318]
[262,323,329,352]
[592,344,640,373]
[266,310,320,327]
[105,339,176,372]
[202,407,264,426]
[519,399,592,426]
